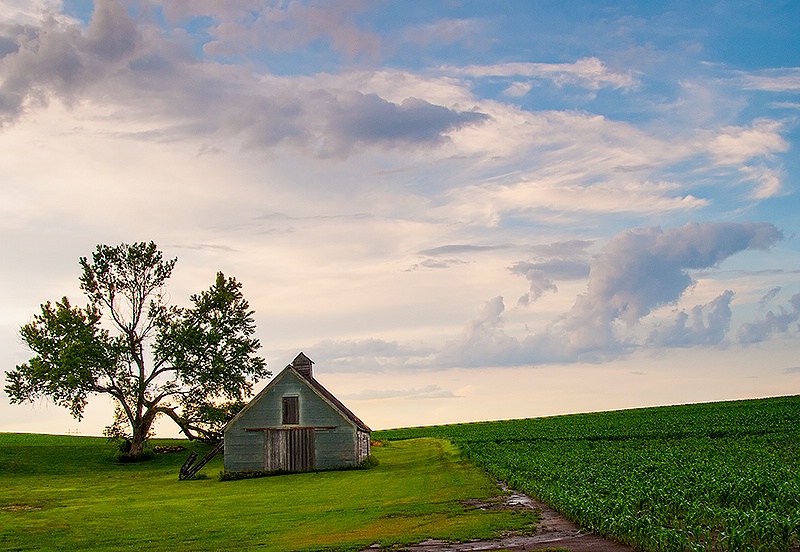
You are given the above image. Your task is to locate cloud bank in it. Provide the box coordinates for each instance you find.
[0,0,487,156]
[434,221,785,368]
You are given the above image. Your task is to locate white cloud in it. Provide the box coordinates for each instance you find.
[435,222,784,368]
[0,0,65,25]
[339,384,459,401]
[161,0,381,59]
[401,18,484,49]
[0,0,138,125]
[449,57,637,91]
[737,293,800,344]
[758,287,782,310]
[448,178,707,226]
[704,119,789,166]
[503,81,532,97]
[738,68,800,92]
[647,290,734,347]
[559,222,782,346]
[769,102,800,110]
[0,5,487,156]
[510,256,591,305]
[739,164,784,199]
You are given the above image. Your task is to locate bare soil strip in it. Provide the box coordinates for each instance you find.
[367,482,637,552]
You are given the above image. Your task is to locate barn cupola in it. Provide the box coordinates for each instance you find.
[292,352,314,379]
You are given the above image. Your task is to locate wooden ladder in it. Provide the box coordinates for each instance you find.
[179,440,224,480]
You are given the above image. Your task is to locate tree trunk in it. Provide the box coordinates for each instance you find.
[128,409,157,457]
[128,429,147,457]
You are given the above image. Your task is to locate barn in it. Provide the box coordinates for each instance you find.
[223,352,371,473]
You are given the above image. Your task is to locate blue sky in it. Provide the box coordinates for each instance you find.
[1,0,798,434]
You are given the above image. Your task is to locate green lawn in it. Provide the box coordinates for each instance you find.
[0,434,536,551]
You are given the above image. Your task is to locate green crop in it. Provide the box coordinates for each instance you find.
[376,395,800,551]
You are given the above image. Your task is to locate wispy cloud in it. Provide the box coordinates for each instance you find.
[737,293,800,344]
[340,384,459,401]
[758,287,782,310]
[510,257,591,304]
[161,0,382,59]
[406,258,467,271]
[737,68,800,92]
[703,119,789,167]
[446,57,637,91]
[419,244,511,256]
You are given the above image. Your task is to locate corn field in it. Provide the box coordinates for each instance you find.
[376,395,800,551]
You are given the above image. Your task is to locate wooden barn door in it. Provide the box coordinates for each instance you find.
[264,428,315,472]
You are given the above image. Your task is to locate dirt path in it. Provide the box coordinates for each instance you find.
[365,482,637,552]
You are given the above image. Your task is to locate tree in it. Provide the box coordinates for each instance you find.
[5,242,270,458]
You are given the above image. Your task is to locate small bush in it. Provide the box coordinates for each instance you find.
[219,469,283,481]
[112,438,156,463]
[115,449,156,463]
[357,455,379,469]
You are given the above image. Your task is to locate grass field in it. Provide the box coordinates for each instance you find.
[4,396,798,551]
[375,395,800,552]
[0,434,536,551]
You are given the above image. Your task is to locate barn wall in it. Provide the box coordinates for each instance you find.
[224,369,361,472]
[224,426,265,473]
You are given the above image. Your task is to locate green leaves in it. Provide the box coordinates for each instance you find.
[5,297,116,419]
[156,271,269,401]
[79,241,176,334]
[7,242,268,453]
[154,271,270,442]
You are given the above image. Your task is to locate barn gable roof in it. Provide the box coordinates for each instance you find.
[302,368,371,433]
[225,352,371,433]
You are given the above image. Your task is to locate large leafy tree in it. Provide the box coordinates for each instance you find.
[5,242,270,457]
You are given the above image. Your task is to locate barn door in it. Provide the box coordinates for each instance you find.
[264,429,315,472]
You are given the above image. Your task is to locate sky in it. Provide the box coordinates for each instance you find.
[1,0,799,436]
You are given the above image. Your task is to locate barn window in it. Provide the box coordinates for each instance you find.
[282,396,299,424]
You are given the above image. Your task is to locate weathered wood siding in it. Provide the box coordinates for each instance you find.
[357,429,371,463]
[224,369,361,472]
[263,428,315,472]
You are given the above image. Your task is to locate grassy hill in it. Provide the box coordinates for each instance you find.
[375,395,800,551]
[0,434,534,551]
[3,395,798,551]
